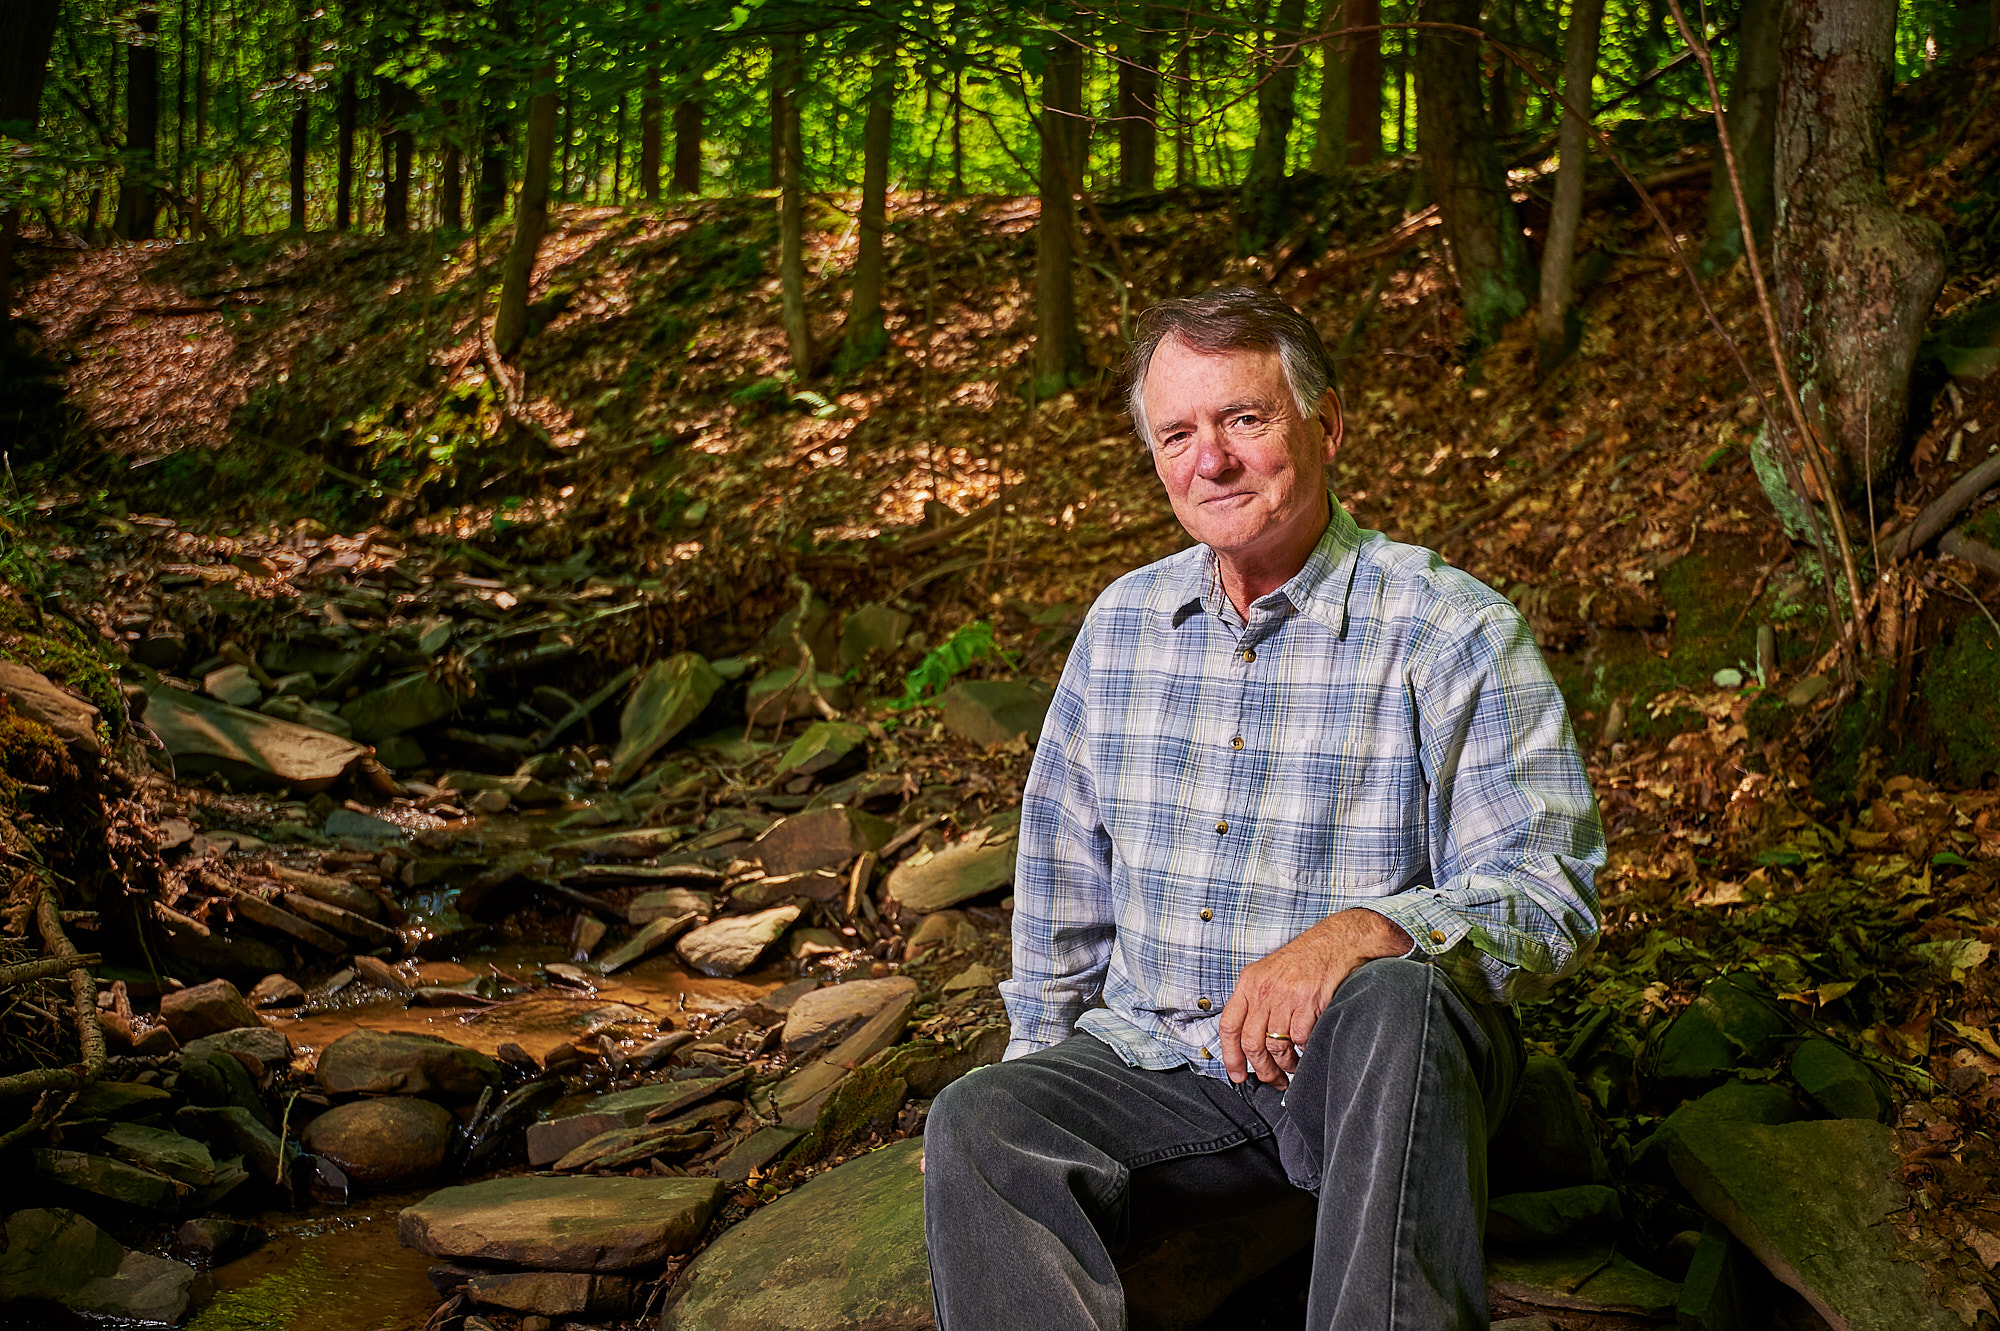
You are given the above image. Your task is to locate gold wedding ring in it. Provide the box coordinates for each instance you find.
[1265,1031,1292,1042]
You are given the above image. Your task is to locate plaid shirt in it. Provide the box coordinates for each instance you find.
[1001,500,1605,1075]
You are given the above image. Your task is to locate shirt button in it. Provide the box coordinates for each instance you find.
[1231,736,1244,750]
[1429,930,1448,945]
[1200,908,1214,921]
[1197,997,1212,1010]
[1215,820,1228,835]
[1241,648,1256,663]
[1200,1046,1212,1059]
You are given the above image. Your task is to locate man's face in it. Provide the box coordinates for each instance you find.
[1143,337,1341,574]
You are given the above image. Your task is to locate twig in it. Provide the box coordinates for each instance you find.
[1939,530,2000,587]
[0,953,105,989]
[1934,565,2000,639]
[1886,453,2000,562]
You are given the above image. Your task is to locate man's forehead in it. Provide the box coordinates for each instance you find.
[1144,340,1287,406]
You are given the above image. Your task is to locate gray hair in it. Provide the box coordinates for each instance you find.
[1125,286,1338,448]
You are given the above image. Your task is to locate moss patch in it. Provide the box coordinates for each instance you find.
[1921,616,2000,785]
[0,594,122,737]
[185,1250,322,1331]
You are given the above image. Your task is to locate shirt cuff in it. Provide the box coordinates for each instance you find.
[1003,1035,1059,1062]
[1361,890,1469,959]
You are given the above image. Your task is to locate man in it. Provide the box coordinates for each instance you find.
[922,286,1604,1330]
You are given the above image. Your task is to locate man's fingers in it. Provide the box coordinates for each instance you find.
[1218,990,1250,1081]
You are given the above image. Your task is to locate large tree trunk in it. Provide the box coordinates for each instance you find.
[1701,0,1781,272]
[475,0,513,228]
[1415,0,1534,347]
[115,5,160,240]
[492,54,557,359]
[1533,0,1606,373]
[380,77,413,232]
[840,29,894,370]
[336,67,356,229]
[289,0,310,230]
[1239,0,1309,253]
[672,95,701,193]
[1117,9,1158,195]
[775,34,812,376]
[0,0,61,328]
[1774,0,1947,494]
[1344,0,1381,163]
[1311,0,1348,173]
[1032,32,1086,397]
[640,60,661,199]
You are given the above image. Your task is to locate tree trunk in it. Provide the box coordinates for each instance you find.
[767,53,783,189]
[1488,0,1515,137]
[0,0,61,327]
[640,59,661,199]
[289,0,310,230]
[1415,0,1534,347]
[493,53,557,359]
[442,139,464,228]
[336,67,356,229]
[672,96,701,193]
[1311,0,1348,173]
[1701,0,1781,272]
[775,34,812,376]
[1344,0,1381,163]
[1239,0,1309,252]
[1117,9,1158,194]
[1774,0,1948,494]
[1533,0,1606,373]
[380,77,413,231]
[1033,32,1086,397]
[475,0,512,227]
[115,5,161,240]
[840,29,895,370]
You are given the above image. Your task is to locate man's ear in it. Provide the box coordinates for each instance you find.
[1319,391,1344,462]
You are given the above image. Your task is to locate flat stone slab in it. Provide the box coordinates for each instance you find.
[146,685,366,791]
[884,828,1015,913]
[316,1029,502,1101]
[1670,1118,1958,1331]
[677,905,800,976]
[400,1174,724,1273]
[611,653,724,785]
[1486,1242,1681,1318]
[0,1208,205,1326]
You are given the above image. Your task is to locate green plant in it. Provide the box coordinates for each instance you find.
[893,620,1012,710]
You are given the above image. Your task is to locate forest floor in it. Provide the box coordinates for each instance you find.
[4,47,2000,1331]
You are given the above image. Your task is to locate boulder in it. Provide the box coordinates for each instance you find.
[1790,1039,1890,1121]
[340,672,457,742]
[399,1174,725,1273]
[938,679,1053,748]
[179,1047,273,1121]
[316,1029,502,1101]
[145,684,366,791]
[754,805,892,877]
[771,985,917,1124]
[1669,1118,1958,1331]
[246,973,306,1008]
[781,977,919,1054]
[1652,975,1789,1083]
[0,662,102,755]
[465,1270,633,1318]
[1486,1185,1623,1246]
[1489,1055,1607,1192]
[27,1149,182,1211]
[100,1124,217,1188]
[301,1097,455,1189]
[1486,1241,1681,1318]
[884,828,1015,913]
[714,1126,806,1185]
[677,905,801,977]
[0,1208,206,1326]
[527,1113,630,1169]
[609,654,724,785]
[181,1025,293,1076]
[837,603,912,669]
[174,1105,286,1183]
[160,979,262,1044]
[773,721,870,780]
[172,1216,264,1267]
[1629,1079,1801,1184]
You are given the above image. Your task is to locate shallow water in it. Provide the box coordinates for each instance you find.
[187,1205,441,1331]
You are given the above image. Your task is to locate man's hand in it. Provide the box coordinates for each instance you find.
[1218,909,1412,1087]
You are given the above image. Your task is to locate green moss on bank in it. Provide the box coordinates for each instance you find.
[1922,616,2000,785]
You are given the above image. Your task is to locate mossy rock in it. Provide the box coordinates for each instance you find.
[0,595,122,738]
[1920,616,2000,785]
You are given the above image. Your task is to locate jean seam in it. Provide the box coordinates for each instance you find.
[1385,964,1436,1331]
[1122,1129,1254,1171]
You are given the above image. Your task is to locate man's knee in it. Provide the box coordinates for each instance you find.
[1323,956,1436,1024]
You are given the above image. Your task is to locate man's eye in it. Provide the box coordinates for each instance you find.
[1159,434,1191,453]
[1230,415,1261,429]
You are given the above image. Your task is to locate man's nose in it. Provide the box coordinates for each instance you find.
[1193,427,1235,479]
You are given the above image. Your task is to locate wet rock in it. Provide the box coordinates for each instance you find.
[227,887,346,955]
[172,1216,264,1267]
[1629,1079,1801,1184]
[587,1070,746,1126]
[301,1097,454,1189]
[609,654,724,785]
[771,983,916,1124]
[527,1112,629,1168]
[630,887,715,923]
[837,603,912,669]
[739,977,820,1024]
[324,807,408,847]
[269,864,383,917]
[101,1124,217,1187]
[27,1149,182,1211]
[203,664,263,707]
[753,805,892,876]
[744,665,851,726]
[71,1080,175,1121]
[145,684,366,791]
[399,1174,725,1272]
[0,662,103,755]
[553,1122,712,1172]
[352,954,412,992]
[773,721,870,780]
[1490,1055,1607,1193]
[1672,1119,1957,1331]
[597,912,700,974]
[316,1029,502,1101]
[341,672,456,741]
[676,905,801,977]
[734,871,844,909]
[159,914,290,981]
[1486,1185,1623,1245]
[885,826,1016,913]
[781,977,919,1054]
[714,1125,805,1184]
[182,1025,292,1076]
[1790,1039,1890,1121]
[283,892,400,951]
[160,979,262,1043]
[939,679,1053,747]
[174,1105,286,1182]
[178,1048,272,1121]
[0,1208,206,1326]
[466,1270,634,1318]
[1486,1241,1681,1318]
[1652,974,1789,1083]
[904,909,979,959]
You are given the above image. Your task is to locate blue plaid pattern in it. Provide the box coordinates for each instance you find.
[1001,500,1605,1075]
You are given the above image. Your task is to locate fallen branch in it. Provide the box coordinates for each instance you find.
[0,953,105,989]
[0,886,106,1147]
[1887,453,2000,562]
[1939,526,2000,581]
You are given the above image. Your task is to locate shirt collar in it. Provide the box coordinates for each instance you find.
[1169,495,1366,638]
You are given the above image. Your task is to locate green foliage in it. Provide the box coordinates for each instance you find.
[894,620,1011,709]
[1921,617,2000,785]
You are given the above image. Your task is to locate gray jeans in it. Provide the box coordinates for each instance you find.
[922,958,1520,1330]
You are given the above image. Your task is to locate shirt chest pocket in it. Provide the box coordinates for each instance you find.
[1262,744,1426,890]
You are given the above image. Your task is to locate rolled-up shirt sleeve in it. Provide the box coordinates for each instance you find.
[999,626,1117,1059]
[1364,596,1604,1003]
